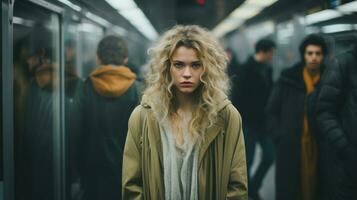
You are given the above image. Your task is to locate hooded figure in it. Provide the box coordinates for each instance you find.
[266,34,329,200]
[71,35,141,200]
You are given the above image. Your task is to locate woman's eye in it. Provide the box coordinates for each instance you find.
[192,63,202,69]
[173,63,184,68]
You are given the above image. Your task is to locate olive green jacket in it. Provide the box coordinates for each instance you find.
[122,99,248,200]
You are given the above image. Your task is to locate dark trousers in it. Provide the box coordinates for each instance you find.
[244,126,275,194]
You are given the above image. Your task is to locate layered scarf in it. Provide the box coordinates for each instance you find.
[301,67,320,200]
[160,115,199,200]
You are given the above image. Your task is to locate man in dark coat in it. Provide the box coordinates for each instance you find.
[266,34,328,200]
[72,35,141,200]
[230,38,275,199]
[316,42,357,200]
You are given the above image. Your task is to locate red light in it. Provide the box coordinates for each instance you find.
[197,0,205,6]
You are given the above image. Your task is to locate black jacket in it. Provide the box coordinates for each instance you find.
[231,56,273,129]
[316,48,357,200]
[316,48,357,154]
[21,73,81,200]
[72,66,140,200]
[266,63,323,200]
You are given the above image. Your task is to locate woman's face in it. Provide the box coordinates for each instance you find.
[170,46,204,95]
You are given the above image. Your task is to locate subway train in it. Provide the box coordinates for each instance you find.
[2,0,357,200]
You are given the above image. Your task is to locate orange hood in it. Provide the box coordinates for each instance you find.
[35,64,79,90]
[35,64,54,89]
[90,65,136,98]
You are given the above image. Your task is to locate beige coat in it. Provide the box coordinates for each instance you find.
[122,99,248,200]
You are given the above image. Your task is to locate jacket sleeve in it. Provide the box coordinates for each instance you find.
[122,106,144,200]
[316,56,349,153]
[265,82,283,139]
[226,106,248,200]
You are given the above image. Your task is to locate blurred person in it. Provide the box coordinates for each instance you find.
[20,23,58,200]
[225,47,240,78]
[72,35,141,200]
[230,38,275,200]
[316,41,357,200]
[122,25,248,200]
[13,36,32,200]
[63,38,83,200]
[266,34,328,200]
[64,38,80,96]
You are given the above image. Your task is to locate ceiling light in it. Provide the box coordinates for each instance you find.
[230,6,261,19]
[322,24,353,33]
[213,0,278,38]
[85,12,110,27]
[13,16,35,27]
[213,19,244,37]
[305,9,343,25]
[245,0,278,7]
[337,1,357,14]
[57,0,81,12]
[105,0,158,41]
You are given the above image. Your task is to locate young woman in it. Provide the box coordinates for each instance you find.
[122,25,247,200]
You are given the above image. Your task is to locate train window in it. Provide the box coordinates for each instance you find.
[78,20,104,78]
[1,0,3,194]
[62,12,104,199]
[13,1,60,200]
[1,0,3,190]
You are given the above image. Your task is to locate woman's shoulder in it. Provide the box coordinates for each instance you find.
[129,104,151,121]
[220,102,241,120]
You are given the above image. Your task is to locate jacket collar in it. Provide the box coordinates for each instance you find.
[279,62,305,90]
[142,98,232,167]
[279,62,326,90]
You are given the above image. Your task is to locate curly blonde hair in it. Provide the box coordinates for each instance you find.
[142,25,230,139]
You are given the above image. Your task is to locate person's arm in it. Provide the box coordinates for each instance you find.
[226,106,248,200]
[316,56,350,157]
[122,106,143,200]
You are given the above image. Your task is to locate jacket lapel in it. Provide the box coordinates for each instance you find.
[198,119,224,166]
[147,110,163,165]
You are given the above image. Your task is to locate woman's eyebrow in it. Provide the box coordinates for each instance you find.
[172,60,201,63]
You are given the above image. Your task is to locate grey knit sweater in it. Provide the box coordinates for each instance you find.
[160,117,198,200]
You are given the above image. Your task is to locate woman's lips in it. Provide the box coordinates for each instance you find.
[180,82,194,87]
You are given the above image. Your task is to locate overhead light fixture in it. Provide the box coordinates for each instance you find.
[85,12,110,27]
[213,19,244,37]
[213,0,278,38]
[230,6,260,19]
[337,1,357,14]
[305,9,342,25]
[322,24,353,33]
[57,0,81,12]
[105,0,158,41]
[13,16,35,27]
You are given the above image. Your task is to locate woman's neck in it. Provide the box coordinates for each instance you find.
[176,92,195,113]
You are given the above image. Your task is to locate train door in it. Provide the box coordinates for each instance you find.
[62,12,104,200]
[2,0,15,200]
[12,1,65,200]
